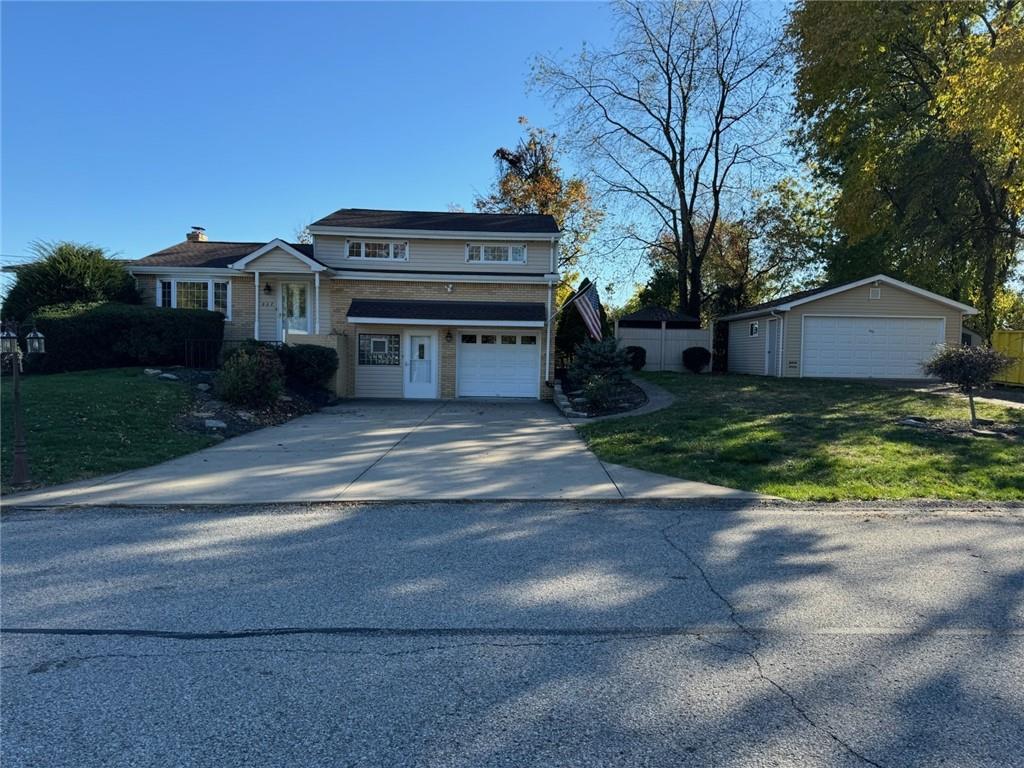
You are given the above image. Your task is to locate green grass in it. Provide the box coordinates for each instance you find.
[580,373,1024,501]
[1,368,215,492]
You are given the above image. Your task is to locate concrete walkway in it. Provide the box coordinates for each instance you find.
[4,400,759,506]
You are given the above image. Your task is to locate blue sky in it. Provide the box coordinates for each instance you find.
[2,2,617,272]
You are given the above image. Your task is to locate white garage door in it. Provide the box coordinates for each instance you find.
[802,316,944,379]
[457,332,539,397]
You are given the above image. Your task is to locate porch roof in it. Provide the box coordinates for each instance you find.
[347,299,546,326]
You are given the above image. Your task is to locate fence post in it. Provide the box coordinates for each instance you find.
[659,320,666,371]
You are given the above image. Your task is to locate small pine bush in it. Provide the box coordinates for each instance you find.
[215,346,284,408]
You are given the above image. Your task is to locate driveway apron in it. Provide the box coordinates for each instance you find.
[5,400,757,506]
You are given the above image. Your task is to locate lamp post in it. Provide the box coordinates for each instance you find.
[2,321,46,486]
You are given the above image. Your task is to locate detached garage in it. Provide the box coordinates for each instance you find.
[719,275,978,379]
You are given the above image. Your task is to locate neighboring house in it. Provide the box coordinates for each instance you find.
[614,306,711,372]
[718,275,979,379]
[128,208,560,399]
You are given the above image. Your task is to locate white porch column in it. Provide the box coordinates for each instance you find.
[314,272,320,335]
[253,270,260,340]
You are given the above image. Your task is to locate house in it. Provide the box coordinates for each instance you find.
[613,306,711,372]
[717,275,978,379]
[128,208,560,399]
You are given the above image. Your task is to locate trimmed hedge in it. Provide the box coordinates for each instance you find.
[215,345,284,408]
[624,346,647,371]
[280,344,339,391]
[682,346,712,374]
[27,302,224,373]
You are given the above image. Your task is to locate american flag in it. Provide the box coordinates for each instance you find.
[566,279,603,340]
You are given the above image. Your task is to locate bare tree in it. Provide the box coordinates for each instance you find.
[534,0,788,317]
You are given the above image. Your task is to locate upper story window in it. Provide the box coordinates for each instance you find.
[156,278,231,319]
[466,243,527,264]
[347,240,408,260]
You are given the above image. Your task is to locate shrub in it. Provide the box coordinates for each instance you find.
[279,344,339,391]
[2,241,139,320]
[26,302,224,373]
[582,374,619,414]
[568,337,628,388]
[682,346,712,374]
[624,346,647,371]
[214,346,284,408]
[923,345,1012,425]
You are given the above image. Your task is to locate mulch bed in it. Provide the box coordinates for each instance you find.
[567,378,648,417]
[153,368,332,440]
[897,415,1023,441]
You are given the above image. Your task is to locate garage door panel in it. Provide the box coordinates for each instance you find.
[458,332,539,397]
[803,316,943,379]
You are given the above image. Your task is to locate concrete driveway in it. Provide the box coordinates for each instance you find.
[6,400,755,506]
[2,501,1022,767]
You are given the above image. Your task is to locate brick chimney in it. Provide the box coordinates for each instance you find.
[186,226,207,242]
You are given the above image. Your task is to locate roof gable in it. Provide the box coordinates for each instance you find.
[718,275,978,320]
[228,239,326,271]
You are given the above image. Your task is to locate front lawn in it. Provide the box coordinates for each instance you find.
[580,373,1024,501]
[1,368,215,493]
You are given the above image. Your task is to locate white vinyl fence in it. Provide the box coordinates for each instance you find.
[615,323,713,372]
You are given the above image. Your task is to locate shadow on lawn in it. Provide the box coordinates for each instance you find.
[3,501,1021,765]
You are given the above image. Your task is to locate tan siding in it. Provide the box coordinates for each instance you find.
[314,235,553,274]
[782,283,965,377]
[354,325,404,398]
[727,315,770,375]
[246,247,315,273]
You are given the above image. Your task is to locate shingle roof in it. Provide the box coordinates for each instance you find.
[312,208,560,234]
[618,306,700,325]
[347,298,546,323]
[131,241,316,269]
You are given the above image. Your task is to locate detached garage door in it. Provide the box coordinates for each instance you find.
[458,332,539,397]
[802,316,944,379]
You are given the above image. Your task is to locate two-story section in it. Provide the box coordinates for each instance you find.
[128,207,561,400]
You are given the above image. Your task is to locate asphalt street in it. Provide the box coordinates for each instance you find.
[2,500,1022,767]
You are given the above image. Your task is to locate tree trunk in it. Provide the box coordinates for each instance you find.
[968,391,977,426]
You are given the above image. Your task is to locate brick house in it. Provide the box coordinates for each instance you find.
[128,208,560,399]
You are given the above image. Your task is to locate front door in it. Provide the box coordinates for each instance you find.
[403,332,437,399]
[764,317,780,376]
[280,283,309,340]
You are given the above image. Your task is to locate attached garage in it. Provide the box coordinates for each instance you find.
[346,297,549,399]
[457,332,540,397]
[721,275,978,379]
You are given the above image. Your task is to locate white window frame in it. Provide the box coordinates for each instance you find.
[345,240,409,261]
[749,321,759,337]
[156,277,232,320]
[465,242,527,264]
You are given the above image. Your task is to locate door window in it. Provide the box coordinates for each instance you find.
[409,335,432,383]
[283,284,308,332]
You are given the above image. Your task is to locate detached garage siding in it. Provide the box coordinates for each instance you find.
[727,314,771,374]
[783,283,963,378]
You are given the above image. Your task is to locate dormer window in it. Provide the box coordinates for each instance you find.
[347,240,408,260]
[466,243,527,264]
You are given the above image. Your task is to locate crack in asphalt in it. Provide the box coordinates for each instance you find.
[659,512,886,768]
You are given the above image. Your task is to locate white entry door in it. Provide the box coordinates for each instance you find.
[280,283,309,340]
[764,317,781,376]
[802,316,944,379]
[403,331,438,399]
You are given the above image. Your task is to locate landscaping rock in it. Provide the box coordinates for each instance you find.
[235,410,256,422]
[158,373,180,381]
[196,383,212,392]
[278,394,293,402]
[144,368,162,376]
[898,418,928,427]
[970,427,1006,439]
[204,419,227,430]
